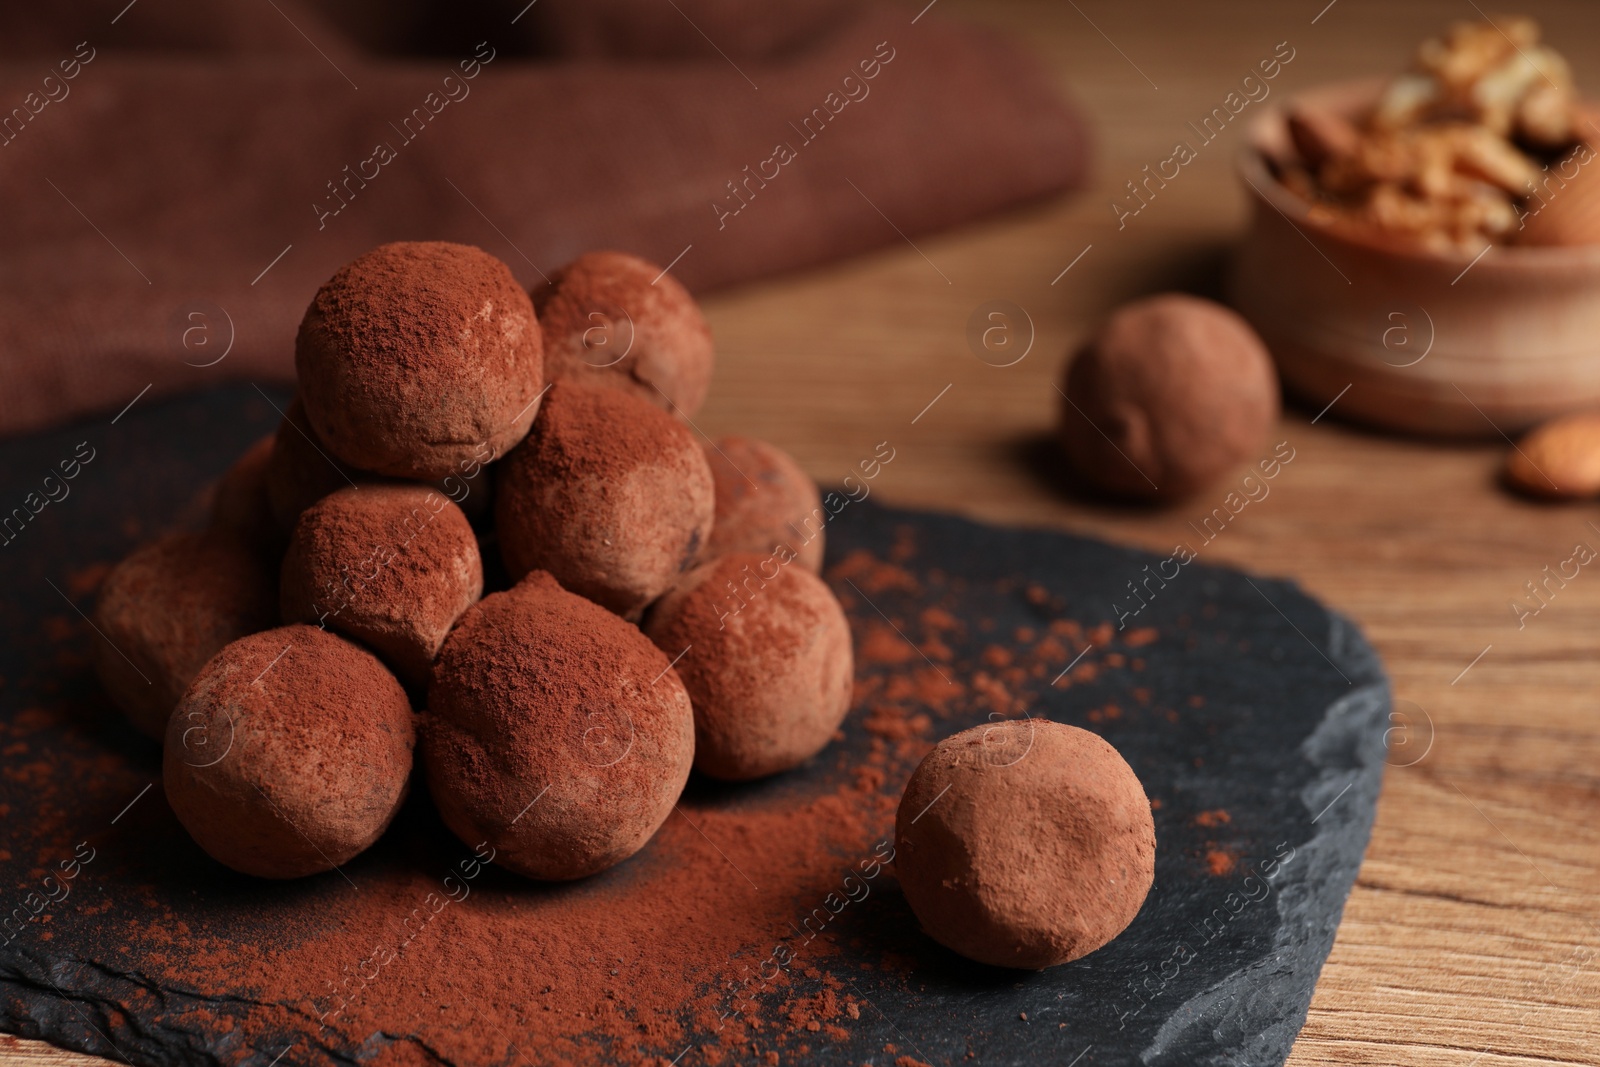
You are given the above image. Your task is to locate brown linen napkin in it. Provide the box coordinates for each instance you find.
[0,0,1088,436]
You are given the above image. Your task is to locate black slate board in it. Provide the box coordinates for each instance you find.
[0,385,1388,1067]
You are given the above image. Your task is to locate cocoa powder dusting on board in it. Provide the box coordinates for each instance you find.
[8,525,1187,1066]
[1206,849,1239,877]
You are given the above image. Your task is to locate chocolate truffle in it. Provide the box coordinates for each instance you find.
[495,382,714,618]
[1057,294,1279,502]
[280,485,483,687]
[209,433,276,543]
[895,719,1155,969]
[296,241,544,480]
[423,572,695,880]
[92,532,278,739]
[164,625,414,879]
[644,553,851,780]
[533,251,713,416]
[702,436,825,573]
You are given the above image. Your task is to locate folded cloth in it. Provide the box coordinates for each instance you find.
[0,0,1089,436]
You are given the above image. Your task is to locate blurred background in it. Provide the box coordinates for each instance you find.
[4,2,1600,1064]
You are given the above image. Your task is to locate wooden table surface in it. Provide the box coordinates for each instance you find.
[11,1,1600,1064]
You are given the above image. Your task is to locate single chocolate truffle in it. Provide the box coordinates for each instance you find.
[644,553,851,780]
[210,433,281,555]
[495,382,714,618]
[702,436,825,573]
[265,398,380,534]
[92,532,278,739]
[280,485,483,687]
[895,719,1155,969]
[423,572,695,880]
[1057,294,1279,502]
[533,251,713,416]
[296,241,544,480]
[164,625,414,879]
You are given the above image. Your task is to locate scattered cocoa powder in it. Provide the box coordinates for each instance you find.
[1205,849,1239,877]
[857,621,917,666]
[1125,627,1159,648]
[829,549,918,595]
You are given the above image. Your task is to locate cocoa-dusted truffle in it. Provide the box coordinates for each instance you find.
[92,532,278,739]
[265,398,379,533]
[296,241,544,480]
[423,572,695,880]
[644,553,850,780]
[164,625,414,879]
[895,719,1155,969]
[495,382,714,618]
[1057,294,1278,502]
[280,485,483,687]
[702,436,824,573]
[209,433,282,556]
[533,251,713,416]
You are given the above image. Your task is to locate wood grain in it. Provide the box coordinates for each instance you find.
[9,0,1600,1063]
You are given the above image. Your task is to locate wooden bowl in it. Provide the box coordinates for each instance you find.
[1229,79,1600,438]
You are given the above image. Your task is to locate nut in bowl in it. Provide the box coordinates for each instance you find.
[1229,17,1600,438]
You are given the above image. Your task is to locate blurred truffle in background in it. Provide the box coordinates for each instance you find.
[1057,295,1280,503]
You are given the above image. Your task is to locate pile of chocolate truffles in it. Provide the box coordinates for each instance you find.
[93,241,853,881]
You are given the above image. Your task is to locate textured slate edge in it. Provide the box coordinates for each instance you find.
[1140,612,1389,1067]
[0,953,328,1067]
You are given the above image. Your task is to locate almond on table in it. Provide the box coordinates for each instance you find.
[1505,411,1600,500]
